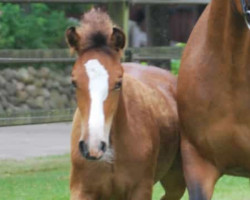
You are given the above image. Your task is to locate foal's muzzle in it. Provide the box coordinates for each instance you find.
[79,140,107,160]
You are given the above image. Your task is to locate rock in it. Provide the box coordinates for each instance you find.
[64,66,72,74]
[0,104,4,113]
[50,90,60,101]
[65,76,72,85]
[27,98,36,109]
[48,100,56,109]
[15,81,25,91]
[34,79,46,87]
[50,90,67,108]
[19,104,30,112]
[0,66,77,112]
[9,97,20,106]
[0,75,6,88]
[0,95,8,109]
[17,90,28,103]
[34,96,45,108]
[55,76,66,86]
[27,66,36,76]
[17,68,33,84]
[2,68,17,80]
[46,79,61,90]
[70,99,77,108]
[0,89,7,98]
[52,81,60,90]
[5,82,16,96]
[6,104,16,114]
[45,79,54,89]
[40,89,50,99]
[26,85,37,97]
[39,67,50,78]
[43,100,50,110]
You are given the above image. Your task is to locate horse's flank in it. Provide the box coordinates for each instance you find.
[178,0,250,199]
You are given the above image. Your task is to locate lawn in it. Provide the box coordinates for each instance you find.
[0,154,249,200]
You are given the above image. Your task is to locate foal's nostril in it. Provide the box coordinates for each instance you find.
[79,140,88,157]
[100,141,107,152]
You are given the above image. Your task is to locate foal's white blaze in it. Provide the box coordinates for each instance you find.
[84,59,109,152]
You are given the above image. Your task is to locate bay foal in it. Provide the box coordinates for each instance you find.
[177,0,250,199]
[67,9,185,200]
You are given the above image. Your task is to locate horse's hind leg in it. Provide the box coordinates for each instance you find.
[160,152,186,200]
[181,137,220,200]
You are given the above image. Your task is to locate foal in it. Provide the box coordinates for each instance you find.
[67,9,185,200]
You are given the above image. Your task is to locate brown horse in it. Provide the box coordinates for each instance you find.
[66,9,185,200]
[177,0,250,199]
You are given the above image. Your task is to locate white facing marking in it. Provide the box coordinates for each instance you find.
[85,59,109,150]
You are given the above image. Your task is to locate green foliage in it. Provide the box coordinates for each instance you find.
[0,3,77,49]
[171,59,181,75]
[171,42,186,75]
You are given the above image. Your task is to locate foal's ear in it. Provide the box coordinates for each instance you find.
[66,27,80,52]
[110,27,126,51]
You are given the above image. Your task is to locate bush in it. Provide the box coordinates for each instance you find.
[171,43,186,75]
[0,3,77,49]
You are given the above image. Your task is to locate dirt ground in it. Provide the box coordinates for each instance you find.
[0,122,72,160]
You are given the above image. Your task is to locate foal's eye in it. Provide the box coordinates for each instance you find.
[114,81,122,90]
[72,80,77,88]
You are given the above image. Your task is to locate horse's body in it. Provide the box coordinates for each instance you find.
[67,9,185,200]
[177,0,250,199]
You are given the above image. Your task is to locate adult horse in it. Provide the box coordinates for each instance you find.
[66,9,185,200]
[177,0,250,199]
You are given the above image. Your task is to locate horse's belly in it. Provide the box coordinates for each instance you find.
[181,106,250,173]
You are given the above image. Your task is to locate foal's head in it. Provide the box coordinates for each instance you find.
[66,9,125,161]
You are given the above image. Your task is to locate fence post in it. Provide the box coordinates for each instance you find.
[108,1,129,39]
[145,4,171,69]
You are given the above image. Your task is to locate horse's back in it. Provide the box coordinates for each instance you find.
[122,62,180,180]
[122,62,177,101]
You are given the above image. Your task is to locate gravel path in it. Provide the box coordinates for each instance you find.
[0,122,72,160]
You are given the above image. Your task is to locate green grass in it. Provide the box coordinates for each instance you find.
[0,155,70,200]
[0,154,250,200]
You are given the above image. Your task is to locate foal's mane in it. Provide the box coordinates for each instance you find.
[77,8,114,52]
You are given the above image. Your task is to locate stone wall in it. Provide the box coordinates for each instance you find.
[0,66,76,114]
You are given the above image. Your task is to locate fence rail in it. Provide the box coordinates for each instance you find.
[0,46,183,126]
[0,109,75,126]
[0,47,184,64]
[0,0,199,126]
[0,0,210,4]
[0,49,75,64]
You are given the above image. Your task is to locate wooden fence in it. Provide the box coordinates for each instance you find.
[0,0,209,126]
[0,46,184,126]
[1,0,210,4]
[0,47,184,64]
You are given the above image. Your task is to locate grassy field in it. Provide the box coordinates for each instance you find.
[0,154,250,200]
